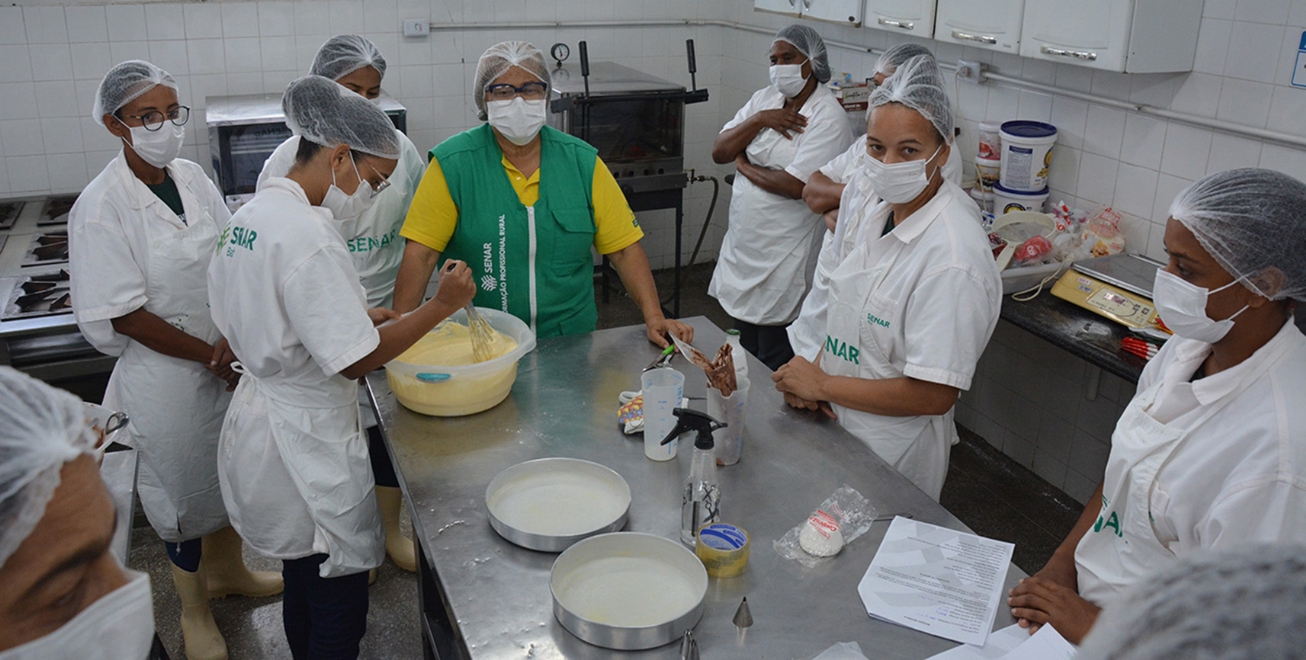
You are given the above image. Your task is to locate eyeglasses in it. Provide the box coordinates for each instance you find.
[485,81,549,102]
[120,106,190,131]
[362,160,391,198]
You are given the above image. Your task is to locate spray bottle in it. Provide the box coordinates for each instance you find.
[661,408,727,545]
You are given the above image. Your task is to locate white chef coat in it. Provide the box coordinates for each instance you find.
[709,84,853,325]
[68,154,233,542]
[1074,318,1306,606]
[207,176,384,577]
[788,143,968,361]
[821,181,1001,500]
[256,130,424,309]
[817,134,963,186]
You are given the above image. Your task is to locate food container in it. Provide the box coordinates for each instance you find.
[999,120,1058,191]
[551,532,708,650]
[385,307,536,416]
[993,182,1050,216]
[486,458,631,552]
[978,120,1003,160]
[974,155,1002,193]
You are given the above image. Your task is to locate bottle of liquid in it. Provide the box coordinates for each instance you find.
[725,329,748,384]
[660,408,727,545]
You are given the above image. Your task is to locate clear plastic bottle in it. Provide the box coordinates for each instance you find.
[681,441,720,545]
[725,328,748,384]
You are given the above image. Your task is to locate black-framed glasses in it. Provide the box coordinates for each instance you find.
[485,82,549,102]
[120,106,190,131]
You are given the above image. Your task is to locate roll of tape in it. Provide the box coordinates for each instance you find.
[695,523,750,578]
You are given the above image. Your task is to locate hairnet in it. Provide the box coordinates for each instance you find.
[0,367,95,570]
[281,75,400,159]
[1077,544,1306,660]
[773,24,831,83]
[874,43,935,77]
[869,54,953,144]
[1168,168,1306,300]
[310,35,387,81]
[92,59,178,121]
[473,41,551,121]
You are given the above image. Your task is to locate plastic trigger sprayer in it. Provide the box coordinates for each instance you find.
[661,408,726,546]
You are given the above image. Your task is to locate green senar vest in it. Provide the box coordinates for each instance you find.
[432,124,599,339]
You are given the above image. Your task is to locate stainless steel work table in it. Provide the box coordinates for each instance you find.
[367,317,1022,659]
[100,448,138,564]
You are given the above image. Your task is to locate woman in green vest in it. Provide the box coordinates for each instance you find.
[394,41,691,346]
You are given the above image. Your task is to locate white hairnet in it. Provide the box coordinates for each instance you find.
[0,367,95,570]
[875,43,935,77]
[92,59,178,121]
[310,35,387,81]
[773,24,832,84]
[1168,168,1306,300]
[473,41,551,121]
[1077,544,1306,660]
[869,54,953,144]
[281,75,400,159]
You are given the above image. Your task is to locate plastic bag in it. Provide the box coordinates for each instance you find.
[774,485,877,568]
[810,642,869,660]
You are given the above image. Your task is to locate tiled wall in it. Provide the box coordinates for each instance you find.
[0,0,735,269]
[720,1,1306,503]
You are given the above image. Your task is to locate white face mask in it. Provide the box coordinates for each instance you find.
[862,143,944,204]
[487,97,547,146]
[368,96,383,107]
[769,63,809,98]
[0,569,154,660]
[322,155,377,220]
[120,120,184,168]
[1152,268,1250,343]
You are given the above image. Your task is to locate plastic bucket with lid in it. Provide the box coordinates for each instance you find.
[993,182,1049,216]
[978,120,1003,160]
[974,155,1001,193]
[999,120,1057,191]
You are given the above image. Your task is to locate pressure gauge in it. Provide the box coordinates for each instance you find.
[550,42,570,67]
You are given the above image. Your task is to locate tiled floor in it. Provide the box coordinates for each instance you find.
[129,262,1085,659]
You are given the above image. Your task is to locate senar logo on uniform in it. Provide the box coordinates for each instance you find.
[1092,494,1123,538]
[866,313,890,328]
[219,225,257,257]
[824,335,860,365]
[347,228,397,253]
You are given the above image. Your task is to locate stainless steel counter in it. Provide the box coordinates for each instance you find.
[368,317,1023,660]
[100,448,138,564]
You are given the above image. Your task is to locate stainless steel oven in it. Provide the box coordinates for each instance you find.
[206,93,408,211]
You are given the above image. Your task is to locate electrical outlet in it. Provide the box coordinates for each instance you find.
[956,59,986,84]
[402,19,429,37]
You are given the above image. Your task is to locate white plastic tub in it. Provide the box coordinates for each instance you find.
[993,182,1050,216]
[385,307,536,416]
[999,120,1057,191]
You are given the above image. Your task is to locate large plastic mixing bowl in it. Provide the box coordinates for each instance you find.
[385,308,536,416]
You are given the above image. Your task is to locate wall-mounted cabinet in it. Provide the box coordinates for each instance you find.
[754,0,864,27]
[864,0,935,38]
[1019,0,1203,73]
[935,0,1024,54]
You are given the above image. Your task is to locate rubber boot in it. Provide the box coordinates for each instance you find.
[171,564,229,660]
[202,526,284,599]
[376,486,416,572]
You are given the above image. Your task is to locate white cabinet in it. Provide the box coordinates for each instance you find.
[1019,0,1203,73]
[865,0,936,39]
[935,0,1024,53]
[754,0,864,26]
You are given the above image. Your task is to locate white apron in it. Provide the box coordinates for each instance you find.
[220,369,384,578]
[1073,334,1290,605]
[821,212,953,501]
[103,180,230,543]
[710,116,825,326]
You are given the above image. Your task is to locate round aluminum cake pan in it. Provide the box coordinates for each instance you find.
[550,532,707,651]
[486,457,631,552]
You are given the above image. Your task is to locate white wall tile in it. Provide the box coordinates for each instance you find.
[1207,0,1238,18]
[1291,0,1306,24]
[149,40,190,77]
[45,152,89,192]
[259,3,296,38]
[40,118,83,155]
[1217,78,1272,128]
[70,42,112,81]
[144,4,185,42]
[224,38,263,73]
[1160,123,1214,180]
[104,5,147,43]
[294,2,331,36]
[1089,70,1131,101]
[329,0,366,36]
[1076,152,1118,207]
[65,6,109,44]
[6,155,49,192]
[1048,145,1081,197]
[187,39,227,75]
[0,46,34,84]
[222,3,260,39]
[1223,21,1283,83]
[1120,114,1166,170]
[182,3,223,40]
[364,0,400,34]
[1193,19,1232,75]
[1,119,46,156]
[1113,164,1158,218]
[1032,451,1068,489]
[1235,0,1291,23]
[1170,72,1223,118]
[260,37,298,73]
[0,83,36,123]
[109,41,152,65]
[1082,105,1125,159]
[1266,85,1306,133]
[34,82,79,119]
[1129,74,1177,108]
[1152,173,1193,221]
[24,6,68,45]
[1259,142,1306,179]
[1048,96,1087,149]
[1062,469,1098,504]
[984,83,1020,122]
[0,7,26,46]
[1207,132,1264,173]
[1017,90,1053,122]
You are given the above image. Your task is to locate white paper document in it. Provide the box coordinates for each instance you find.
[857,517,1015,646]
[924,624,1076,660]
[998,624,1076,660]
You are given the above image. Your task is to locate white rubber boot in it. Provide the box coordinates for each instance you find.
[202,526,284,599]
[376,486,416,572]
[171,564,229,660]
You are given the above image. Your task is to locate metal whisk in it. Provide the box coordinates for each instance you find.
[464,304,496,363]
